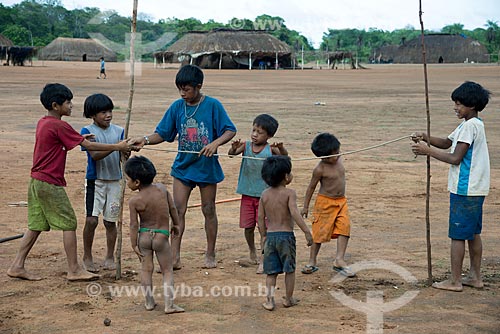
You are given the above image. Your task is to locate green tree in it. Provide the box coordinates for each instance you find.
[485,21,499,47]
[2,24,32,45]
[441,23,465,34]
[0,4,16,33]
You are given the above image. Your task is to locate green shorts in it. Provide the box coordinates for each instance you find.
[28,178,77,231]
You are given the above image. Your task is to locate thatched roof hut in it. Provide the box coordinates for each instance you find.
[0,34,14,47]
[38,37,117,62]
[155,29,293,69]
[0,34,14,61]
[373,34,489,64]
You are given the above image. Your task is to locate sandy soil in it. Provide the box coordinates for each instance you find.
[0,61,499,334]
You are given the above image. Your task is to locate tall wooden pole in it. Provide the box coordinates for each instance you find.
[419,0,433,286]
[116,0,138,280]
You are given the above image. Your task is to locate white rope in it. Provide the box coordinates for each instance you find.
[293,135,411,161]
[140,134,411,161]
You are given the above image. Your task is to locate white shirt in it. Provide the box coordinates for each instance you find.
[447,117,490,196]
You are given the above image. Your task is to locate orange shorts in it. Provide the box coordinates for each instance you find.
[311,194,350,243]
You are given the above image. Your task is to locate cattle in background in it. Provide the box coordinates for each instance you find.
[2,47,36,66]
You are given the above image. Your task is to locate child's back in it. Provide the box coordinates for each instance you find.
[130,183,171,231]
[125,156,183,314]
[228,113,287,266]
[258,156,312,311]
[260,186,298,233]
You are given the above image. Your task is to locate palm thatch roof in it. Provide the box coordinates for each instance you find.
[155,29,293,69]
[38,37,117,62]
[0,34,14,47]
[373,34,489,64]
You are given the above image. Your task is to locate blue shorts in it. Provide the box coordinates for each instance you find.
[176,176,211,189]
[449,193,484,240]
[263,232,296,275]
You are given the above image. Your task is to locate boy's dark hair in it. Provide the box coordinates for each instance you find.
[311,133,340,157]
[125,156,156,185]
[40,83,73,110]
[83,93,114,118]
[451,81,491,112]
[175,64,204,89]
[261,155,292,187]
[253,114,279,137]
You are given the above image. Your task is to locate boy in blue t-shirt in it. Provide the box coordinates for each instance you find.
[228,114,287,271]
[98,57,106,79]
[412,81,491,292]
[132,65,236,269]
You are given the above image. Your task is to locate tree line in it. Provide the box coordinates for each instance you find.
[1,0,499,61]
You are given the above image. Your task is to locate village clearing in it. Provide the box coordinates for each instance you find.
[0,61,499,334]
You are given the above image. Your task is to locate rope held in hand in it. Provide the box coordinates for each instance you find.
[140,134,411,161]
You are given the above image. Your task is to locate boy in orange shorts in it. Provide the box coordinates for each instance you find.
[300,133,355,277]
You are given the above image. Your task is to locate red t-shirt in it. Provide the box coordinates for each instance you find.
[31,116,84,186]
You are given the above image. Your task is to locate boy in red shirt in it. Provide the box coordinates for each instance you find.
[7,83,132,281]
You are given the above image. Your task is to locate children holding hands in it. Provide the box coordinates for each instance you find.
[7,83,133,282]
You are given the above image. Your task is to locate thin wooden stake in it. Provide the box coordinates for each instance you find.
[419,0,433,286]
[116,0,138,280]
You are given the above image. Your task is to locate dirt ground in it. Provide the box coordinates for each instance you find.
[0,61,499,334]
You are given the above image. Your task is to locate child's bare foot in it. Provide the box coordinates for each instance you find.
[165,304,185,314]
[7,267,42,281]
[249,251,258,265]
[283,297,300,308]
[262,298,275,311]
[144,301,157,311]
[203,255,217,269]
[431,280,463,292]
[173,260,182,271]
[462,277,484,289]
[67,269,100,281]
[102,258,116,270]
[83,259,99,273]
[256,263,264,274]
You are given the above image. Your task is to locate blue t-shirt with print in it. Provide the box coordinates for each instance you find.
[155,95,236,184]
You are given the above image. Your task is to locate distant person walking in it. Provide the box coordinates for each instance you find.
[98,57,106,79]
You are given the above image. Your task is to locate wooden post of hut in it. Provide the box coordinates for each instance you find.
[219,52,222,70]
[154,56,156,68]
[275,52,278,69]
[301,45,304,70]
[249,52,252,70]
